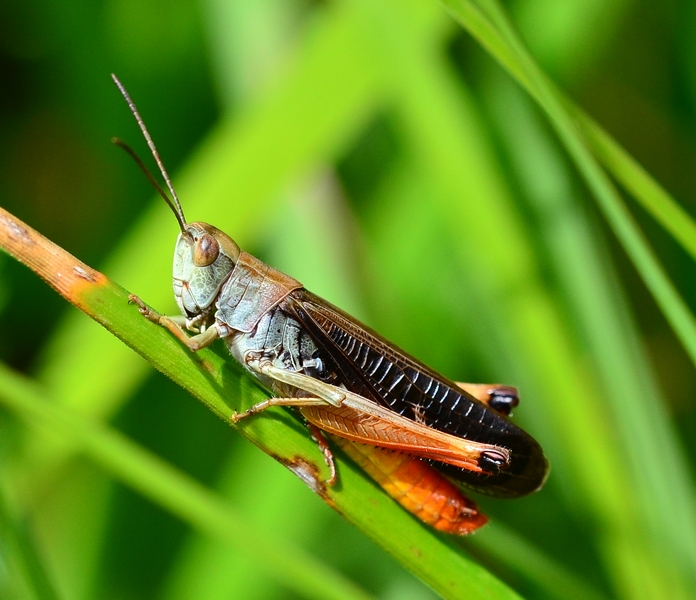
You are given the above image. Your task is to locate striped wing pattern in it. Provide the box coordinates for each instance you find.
[286,290,549,497]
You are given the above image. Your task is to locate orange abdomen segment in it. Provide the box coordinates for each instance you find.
[334,438,488,535]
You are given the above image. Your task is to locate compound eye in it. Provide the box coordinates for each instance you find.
[193,233,220,267]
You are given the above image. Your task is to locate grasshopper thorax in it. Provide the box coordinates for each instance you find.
[173,222,241,319]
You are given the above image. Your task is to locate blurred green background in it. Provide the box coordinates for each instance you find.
[1,0,696,598]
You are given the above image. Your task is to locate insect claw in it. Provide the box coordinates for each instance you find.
[231,399,275,422]
[325,469,337,487]
[308,423,337,486]
[127,293,143,306]
[231,410,250,423]
[128,293,160,322]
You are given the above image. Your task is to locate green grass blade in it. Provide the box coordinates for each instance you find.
[486,74,696,595]
[0,365,371,600]
[443,0,696,364]
[479,0,696,264]
[0,205,521,599]
[575,112,696,262]
[441,0,696,594]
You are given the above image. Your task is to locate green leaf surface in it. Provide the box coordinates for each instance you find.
[0,208,519,599]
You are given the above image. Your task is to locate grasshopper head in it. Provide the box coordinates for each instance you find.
[110,76,241,319]
[173,222,240,318]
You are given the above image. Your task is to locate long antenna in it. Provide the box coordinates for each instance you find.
[111,73,187,232]
[111,137,184,224]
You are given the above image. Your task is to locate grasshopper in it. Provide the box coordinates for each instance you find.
[113,75,548,534]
